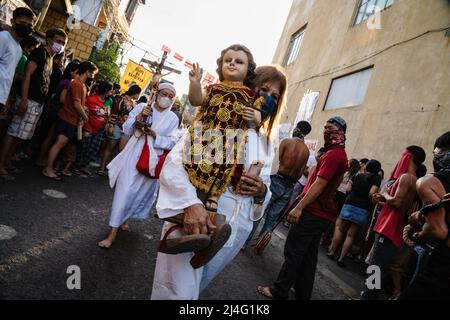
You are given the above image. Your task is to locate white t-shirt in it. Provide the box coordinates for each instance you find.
[299,154,317,186]
[0,31,22,104]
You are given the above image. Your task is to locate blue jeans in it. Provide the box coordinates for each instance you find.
[245,173,295,245]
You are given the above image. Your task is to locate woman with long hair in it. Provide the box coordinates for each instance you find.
[327,159,382,267]
[151,65,287,299]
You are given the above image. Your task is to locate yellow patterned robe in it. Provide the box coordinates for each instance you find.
[183,82,257,197]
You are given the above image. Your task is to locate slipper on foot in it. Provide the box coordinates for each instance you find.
[42,172,62,181]
[257,286,273,299]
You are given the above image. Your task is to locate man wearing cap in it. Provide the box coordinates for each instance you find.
[258,116,348,300]
[98,82,179,248]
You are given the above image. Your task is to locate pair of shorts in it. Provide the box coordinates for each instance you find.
[390,245,417,275]
[339,204,369,226]
[55,117,77,141]
[105,124,124,140]
[7,99,44,140]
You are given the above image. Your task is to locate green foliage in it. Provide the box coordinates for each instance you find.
[89,42,122,84]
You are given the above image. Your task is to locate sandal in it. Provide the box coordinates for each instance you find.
[42,172,62,181]
[190,213,232,269]
[79,168,93,177]
[257,286,274,299]
[158,225,211,255]
[96,170,108,177]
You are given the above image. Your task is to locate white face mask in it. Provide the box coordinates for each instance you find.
[157,96,173,109]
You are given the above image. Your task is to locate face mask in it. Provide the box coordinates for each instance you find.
[256,91,277,121]
[432,149,450,172]
[86,77,94,87]
[157,96,173,109]
[324,127,345,148]
[13,23,32,38]
[51,42,63,54]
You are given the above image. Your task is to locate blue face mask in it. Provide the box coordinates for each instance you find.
[257,91,277,121]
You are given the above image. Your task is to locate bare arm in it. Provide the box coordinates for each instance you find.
[21,61,37,101]
[188,63,204,106]
[73,100,88,121]
[287,176,328,224]
[369,185,379,204]
[346,181,353,194]
[17,61,37,115]
[377,174,416,209]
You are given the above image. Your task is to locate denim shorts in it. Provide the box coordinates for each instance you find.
[340,204,369,226]
[106,124,124,140]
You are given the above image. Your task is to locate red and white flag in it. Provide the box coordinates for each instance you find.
[184,60,193,69]
[161,45,171,54]
[204,72,215,83]
[173,52,184,61]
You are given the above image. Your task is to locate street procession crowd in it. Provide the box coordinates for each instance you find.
[0,7,449,300]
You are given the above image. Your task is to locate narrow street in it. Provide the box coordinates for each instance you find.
[0,161,366,300]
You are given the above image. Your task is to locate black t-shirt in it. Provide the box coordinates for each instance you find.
[47,64,63,103]
[345,172,382,210]
[26,46,53,103]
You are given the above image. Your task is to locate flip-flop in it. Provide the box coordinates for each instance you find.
[79,168,93,177]
[257,286,274,299]
[42,173,62,181]
[96,170,108,177]
[158,225,211,255]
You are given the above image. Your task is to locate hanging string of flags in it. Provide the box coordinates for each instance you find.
[161,45,217,87]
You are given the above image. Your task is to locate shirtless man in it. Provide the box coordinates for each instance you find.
[400,131,450,300]
[245,121,311,246]
[360,145,426,300]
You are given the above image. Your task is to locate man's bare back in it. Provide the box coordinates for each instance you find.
[277,137,310,180]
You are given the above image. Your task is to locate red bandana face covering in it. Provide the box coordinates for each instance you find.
[324,128,345,148]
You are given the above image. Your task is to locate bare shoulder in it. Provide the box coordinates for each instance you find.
[417,174,446,198]
[399,172,417,185]
[417,174,438,189]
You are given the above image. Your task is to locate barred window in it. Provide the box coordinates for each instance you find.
[354,0,394,25]
[283,26,306,66]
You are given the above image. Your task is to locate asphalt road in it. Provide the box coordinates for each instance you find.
[0,160,366,300]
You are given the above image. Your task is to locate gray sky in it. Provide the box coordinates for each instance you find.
[124,0,293,96]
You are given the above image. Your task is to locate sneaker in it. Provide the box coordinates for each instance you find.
[96,170,108,177]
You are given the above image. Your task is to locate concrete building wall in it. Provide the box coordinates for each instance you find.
[273,0,450,173]
[72,0,103,26]
[40,7,99,60]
